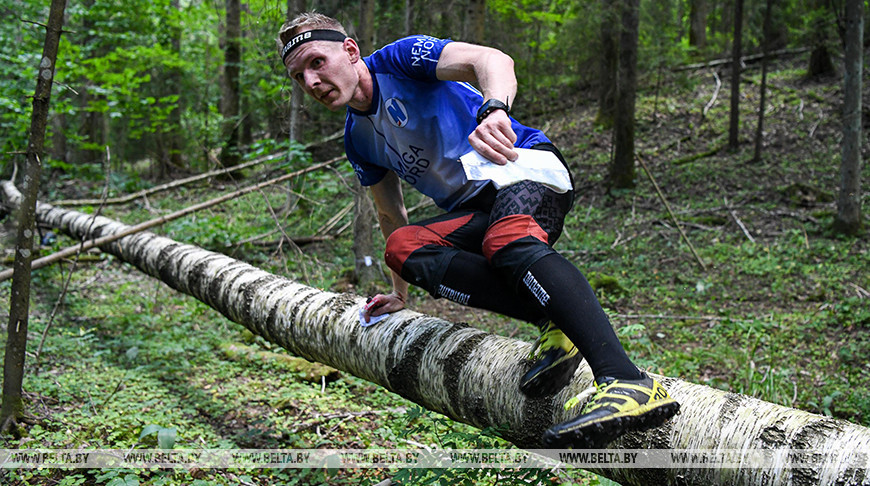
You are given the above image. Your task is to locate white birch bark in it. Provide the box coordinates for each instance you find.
[2,180,869,486]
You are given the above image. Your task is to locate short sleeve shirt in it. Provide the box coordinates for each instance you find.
[344,35,550,211]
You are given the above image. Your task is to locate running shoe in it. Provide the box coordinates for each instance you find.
[543,372,680,448]
[520,322,582,397]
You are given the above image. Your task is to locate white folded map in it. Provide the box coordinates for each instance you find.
[460,148,572,194]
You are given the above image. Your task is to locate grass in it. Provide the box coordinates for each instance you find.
[1,56,869,485]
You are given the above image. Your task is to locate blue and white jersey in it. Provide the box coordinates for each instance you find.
[344,35,550,211]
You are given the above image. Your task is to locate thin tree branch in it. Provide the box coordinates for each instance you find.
[0,156,343,282]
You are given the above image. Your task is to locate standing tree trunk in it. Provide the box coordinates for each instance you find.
[596,0,618,128]
[352,183,383,294]
[77,0,105,166]
[688,0,707,48]
[610,0,639,190]
[807,0,836,79]
[753,0,774,163]
[155,0,185,178]
[404,0,415,35]
[352,0,382,293]
[833,0,863,235]
[728,0,744,149]
[220,0,241,168]
[1,0,67,434]
[5,182,870,486]
[359,0,375,53]
[463,0,485,44]
[287,0,305,142]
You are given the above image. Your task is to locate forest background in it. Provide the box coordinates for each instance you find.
[0,0,868,485]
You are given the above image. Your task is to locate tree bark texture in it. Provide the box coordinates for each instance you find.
[596,0,618,128]
[352,3,380,292]
[463,0,485,44]
[833,0,863,235]
[688,0,707,48]
[359,0,375,53]
[220,0,241,167]
[729,0,744,149]
[352,183,382,294]
[287,0,305,141]
[3,181,870,485]
[610,0,639,189]
[1,0,67,431]
[404,0,415,36]
[753,0,774,163]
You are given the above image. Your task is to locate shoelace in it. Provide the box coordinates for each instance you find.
[563,384,600,411]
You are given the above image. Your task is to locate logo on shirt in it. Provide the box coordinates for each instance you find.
[384,98,409,128]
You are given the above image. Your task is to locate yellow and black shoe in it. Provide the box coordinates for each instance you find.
[542,372,679,448]
[519,322,582,397]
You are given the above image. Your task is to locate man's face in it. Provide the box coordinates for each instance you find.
[284,38,359,111]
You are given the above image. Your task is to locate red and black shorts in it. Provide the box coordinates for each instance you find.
[384,143,574,295]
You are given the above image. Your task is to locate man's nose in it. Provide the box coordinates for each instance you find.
[303,71,320,89]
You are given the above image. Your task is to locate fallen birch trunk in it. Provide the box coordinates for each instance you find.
[2,181,868,486]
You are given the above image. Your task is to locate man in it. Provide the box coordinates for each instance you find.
[278,12,679,448]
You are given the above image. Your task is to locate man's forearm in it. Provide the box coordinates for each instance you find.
[374,199,410,300]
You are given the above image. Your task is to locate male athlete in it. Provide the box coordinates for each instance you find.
[277,12,679,448]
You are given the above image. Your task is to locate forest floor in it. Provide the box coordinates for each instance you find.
[0,54,868,486]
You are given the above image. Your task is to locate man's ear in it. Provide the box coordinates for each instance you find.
[344,38,361,62]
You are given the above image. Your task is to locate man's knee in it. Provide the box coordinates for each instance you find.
[384,225,423,274]
[482,214,549,262]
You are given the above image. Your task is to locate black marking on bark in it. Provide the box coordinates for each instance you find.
[383,320,414,382]
[517,396,555,447]
[791,418,843,485]
[187,254,226,307]
[156,243,182,290]
[717,392,746,427]
[169,246,207,294]
[386,324,437,403]
[247,278,293,343]
[270,290,319,355]
[237,275,278,326]
[442,328,486,419]
[206,261,246,318]
[759,419,788,448]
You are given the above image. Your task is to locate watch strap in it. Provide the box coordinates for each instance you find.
[476,99,511,124]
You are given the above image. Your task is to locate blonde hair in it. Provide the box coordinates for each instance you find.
[276,12,348,57]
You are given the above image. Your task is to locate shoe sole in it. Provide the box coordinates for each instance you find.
[543,400,680,448]
[520,353,583,397]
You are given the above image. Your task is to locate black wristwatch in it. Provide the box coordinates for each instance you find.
[476,99,511,124]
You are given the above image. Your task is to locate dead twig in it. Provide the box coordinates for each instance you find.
[616,313,728,321]
[724,197,756,243]
[848,283,869,299]
[703,70,722,117]
[316,202,353,236]
[289,410,387,435]
[636,154,706,271]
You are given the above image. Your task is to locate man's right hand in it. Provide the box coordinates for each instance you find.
[362,291,406,323]
[468,109,518,165]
